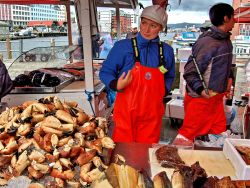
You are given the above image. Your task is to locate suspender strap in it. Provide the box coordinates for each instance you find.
[158,41,168,74]
[158,41,164,66]
[131,38,140,62]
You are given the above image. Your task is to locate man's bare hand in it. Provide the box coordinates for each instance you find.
[117,70,132,90]
[201,89,219,99]
[201,90,210,99]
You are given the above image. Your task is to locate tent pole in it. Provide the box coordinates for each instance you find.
[81,0,95,115]
[65,0,72,45]
[115,5,121,40]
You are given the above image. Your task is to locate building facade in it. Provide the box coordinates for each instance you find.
[98,10,112,33]
[0,4,11,21]
[111,10,132,34]
[11,5,31,27]
[232,0,250,39]
[98,9,138,34]
[30,5,66,21]
[0,4,66,27]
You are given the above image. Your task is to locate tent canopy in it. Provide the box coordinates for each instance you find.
[0,0,69,4]
[95,0,137,9]
[234,5,250,23]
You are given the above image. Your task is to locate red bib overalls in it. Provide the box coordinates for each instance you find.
[113,44,166,143]
[178,93,226,140]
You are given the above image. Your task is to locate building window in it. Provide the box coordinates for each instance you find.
[239,24,250,36]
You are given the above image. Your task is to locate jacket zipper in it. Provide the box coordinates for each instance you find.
[146,40,151,66]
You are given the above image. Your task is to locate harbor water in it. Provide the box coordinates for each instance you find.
[0,36,69,60]
[0,32,189,60]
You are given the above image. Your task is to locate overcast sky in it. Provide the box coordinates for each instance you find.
[138,0,233,23]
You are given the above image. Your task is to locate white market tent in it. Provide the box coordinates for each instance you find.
[0,0,138,114]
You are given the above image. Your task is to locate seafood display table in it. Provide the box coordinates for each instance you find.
[149,148,236,179]
[112,143,237,179]
[2,80,106,116]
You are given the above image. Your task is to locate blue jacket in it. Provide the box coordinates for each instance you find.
[99,32,175,93]
[184,26,233,97]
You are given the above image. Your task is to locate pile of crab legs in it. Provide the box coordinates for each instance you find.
[0,96,115,187]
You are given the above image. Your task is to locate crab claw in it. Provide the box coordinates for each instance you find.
[0,132,10,140]
[65,101,78,108]
[52,160,63,172]
[66,180,80,188]
[45,152,58,163]
[33,132,44,150]
[85,140,102,154]
[79,163,92,182]
[28,166,44,179]
[32,103,50,113]
[0,154,12,167]
[59,124,74,133]
[96,117,108,132]
[58,144,71,158]
[56,110,74,124]
[41,126,63,137]
[28,183,45,188]
[0,178,7,186]
[92,156,108,169]
[81,168,103,183]
[74,133,85,146]
[28,150,46,163]
[58,136,72,147]
[21,105,33,119]
[55,178,65,188]
[43,133,53,152]
[18,139,32,153]
[76,149,97,166]
[101,137,115,149]
[76,111,89,125]
[13,150,30,176]
[51,169,75,180]
[54,96,64,110]
[17,123,31,136]
[51,134,59,148]
[31,114,45,123]
[1,137,18,155]
[31,160,50,174]
[78,122,96,134]
[42,116,62,129]
[95,127,105,138]
[59,158,73,169]
[69,146,84,159]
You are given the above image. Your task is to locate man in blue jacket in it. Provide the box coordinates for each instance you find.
[99,5,175,143]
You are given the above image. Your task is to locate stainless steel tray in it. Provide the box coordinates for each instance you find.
[11,77,74,94]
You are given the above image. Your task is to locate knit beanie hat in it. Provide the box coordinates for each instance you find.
[140,5,168,29]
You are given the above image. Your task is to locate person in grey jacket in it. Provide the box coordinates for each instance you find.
[173,3,235,144]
